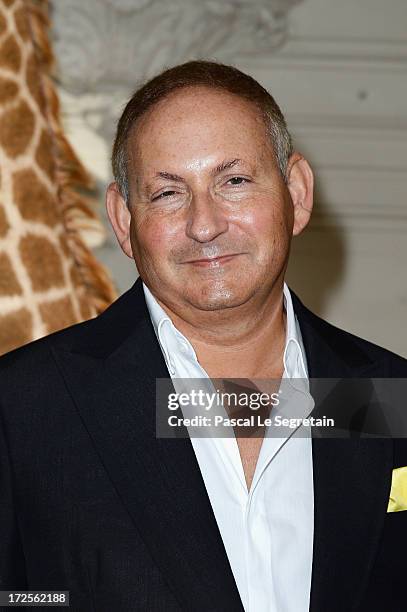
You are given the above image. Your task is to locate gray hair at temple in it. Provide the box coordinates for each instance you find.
[111,60,293,204]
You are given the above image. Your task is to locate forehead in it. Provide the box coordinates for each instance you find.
[128,86,272,168]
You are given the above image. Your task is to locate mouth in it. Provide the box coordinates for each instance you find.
[182,253,243,267]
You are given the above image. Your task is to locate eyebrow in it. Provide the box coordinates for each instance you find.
[212,158,242,175]
[151,158,244,185]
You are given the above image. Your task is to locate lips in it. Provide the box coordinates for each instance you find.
[184,254,240,267]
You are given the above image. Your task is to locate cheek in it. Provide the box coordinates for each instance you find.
[232,195,292,244]
[131,212,181,263]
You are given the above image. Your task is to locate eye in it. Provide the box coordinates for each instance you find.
[226,176,251,186]
[151,190,178,202]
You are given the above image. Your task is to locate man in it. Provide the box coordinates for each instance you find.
[0,61,406,612]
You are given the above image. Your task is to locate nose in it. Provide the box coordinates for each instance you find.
[185,190,229,243]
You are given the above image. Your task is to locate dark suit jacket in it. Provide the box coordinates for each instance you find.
[0,277,406,612]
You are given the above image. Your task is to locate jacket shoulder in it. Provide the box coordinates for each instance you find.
[0,279,146,374]
[290,289,407,376]
[0,316,96,374]
[315,311,406,372]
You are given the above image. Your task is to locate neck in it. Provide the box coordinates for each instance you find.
[155,282,287,379]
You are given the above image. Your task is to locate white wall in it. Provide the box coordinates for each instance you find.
[53,0,407,356]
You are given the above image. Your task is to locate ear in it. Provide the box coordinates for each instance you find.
[286,152,314,236]
[105,182,133,259]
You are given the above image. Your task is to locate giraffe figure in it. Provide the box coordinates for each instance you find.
[0,0,117,355]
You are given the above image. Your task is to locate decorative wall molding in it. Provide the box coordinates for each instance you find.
[266,37,407,65]
[51,0,302,94]
[310,205,407,232]
[50,0,303,148]
[291,117,407,133]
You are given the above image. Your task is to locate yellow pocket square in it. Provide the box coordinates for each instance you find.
[387,466,407,512]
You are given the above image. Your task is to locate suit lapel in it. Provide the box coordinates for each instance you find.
[51,279,244,611]
[291,291,393,612]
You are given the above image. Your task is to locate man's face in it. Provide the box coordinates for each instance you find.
[112,87,307,313]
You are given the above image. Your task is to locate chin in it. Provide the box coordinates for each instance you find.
[186,283,254,311]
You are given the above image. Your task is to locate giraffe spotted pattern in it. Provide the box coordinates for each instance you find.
[0,0,116,355]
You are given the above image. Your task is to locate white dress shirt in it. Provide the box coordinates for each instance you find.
[144,282,314,612]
